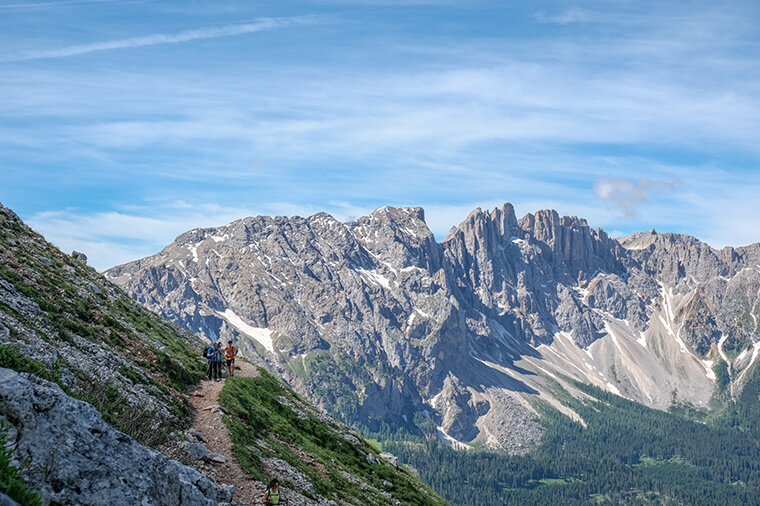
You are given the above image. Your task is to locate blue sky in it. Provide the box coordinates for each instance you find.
[1,0,759,271]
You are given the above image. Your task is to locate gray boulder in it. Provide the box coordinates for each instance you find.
[71,250,88,264]
[379,453,399,467]
[184,441,211,461]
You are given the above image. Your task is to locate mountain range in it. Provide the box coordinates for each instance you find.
[105,203,760,452]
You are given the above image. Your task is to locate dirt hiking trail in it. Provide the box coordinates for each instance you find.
[188,360,266,506]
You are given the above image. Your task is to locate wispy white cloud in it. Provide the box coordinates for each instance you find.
[0,0,122,9]
[38,57,757,163]
[594,177,678,219]
[534,9,594,25]
[2,16,318,62]
[5,1,760,261]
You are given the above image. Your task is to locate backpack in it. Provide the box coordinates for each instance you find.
[202,346,212,359]
[264,487,280,506]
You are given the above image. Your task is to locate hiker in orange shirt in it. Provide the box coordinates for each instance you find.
[223,340,238,376]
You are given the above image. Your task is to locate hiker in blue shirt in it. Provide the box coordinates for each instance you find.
[205,341,222,381]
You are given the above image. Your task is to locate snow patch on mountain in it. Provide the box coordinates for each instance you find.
[703,360,716,381]
[188,243,200,263]
[437,426,471,450]
[355,267,391,289]
[216,308,274,353]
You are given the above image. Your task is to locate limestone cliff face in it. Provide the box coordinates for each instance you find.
[107,203,760,451]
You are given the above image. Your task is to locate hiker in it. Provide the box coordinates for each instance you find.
[223,340,238,377]
[204,341,218,381]
[262,478,285,505]
[213,341,223,381]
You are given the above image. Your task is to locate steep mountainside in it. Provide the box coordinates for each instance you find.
[106,203,760,451]
[0,203,226,504]
[0,203,444,506]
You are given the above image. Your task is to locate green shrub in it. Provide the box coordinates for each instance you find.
[0,345,59,383]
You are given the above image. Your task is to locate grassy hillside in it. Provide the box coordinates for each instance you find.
[220,369,448,506]
[0,204,205,448]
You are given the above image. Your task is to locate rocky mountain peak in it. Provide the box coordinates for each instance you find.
[440,204,520,293]
[171,228,202,246]
[721,242,760,272]
[517,208,623,282]
[367,205,426,223]
[349,206,439,272]
[618,228,658,250]
[445,203,518,243]
[622,231,726,285]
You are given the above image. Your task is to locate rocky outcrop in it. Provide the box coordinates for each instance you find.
[71,251,88,264]
[437,374,489,441]
[0,368,231,506]
[517,209,623,282]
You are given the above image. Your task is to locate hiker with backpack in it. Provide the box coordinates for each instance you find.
[262,478,286,505]
[204,341,221,381]
[213,341,224,380]
[223,340,238,377]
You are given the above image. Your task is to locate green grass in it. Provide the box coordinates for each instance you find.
[0,345,60,384]
[365,438,383,453]
[220,369,448,506]
[635,456,694,469]
[111,298,205,391]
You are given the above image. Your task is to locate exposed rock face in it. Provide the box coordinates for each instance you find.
[71,250,88,264]
[106,203,760,451]
[620,232,760,356]
[0,368,230,506]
